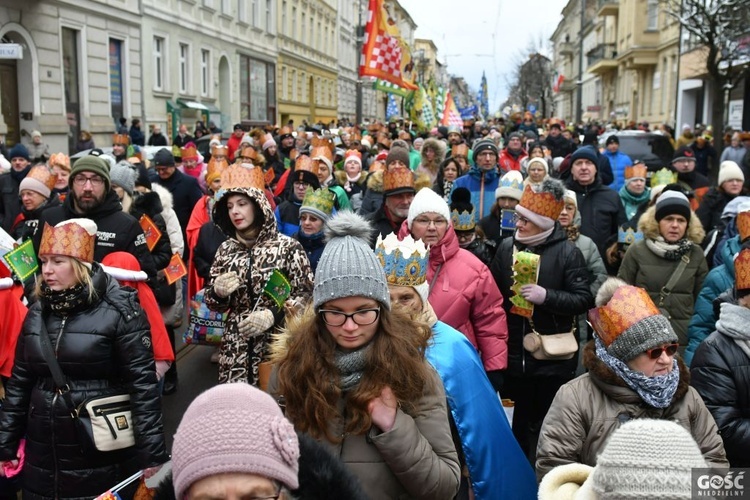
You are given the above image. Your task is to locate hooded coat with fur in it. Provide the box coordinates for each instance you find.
[617,205,708,346]
[204,186,313,385]
[535,341,728,480]
[416,138,447,185]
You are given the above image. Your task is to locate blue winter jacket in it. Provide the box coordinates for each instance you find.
[603,149,633,192]
[685,235,741,365]
[451,165,499,224]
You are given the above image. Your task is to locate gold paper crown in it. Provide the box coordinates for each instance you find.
[737,211,750,242]
[625,164,648,180]
[112,134,130,146]
[375,233,429,287]
[383,167,415,193]
[350,132,362,142]
[518,184,565,220]
[301,187,335,217]
[39,221,95,263]
[735,248,750,290]
[49,153,71,172]
[278,126,294,138]
[587,285,660,347]
[172,145,182,159]
[25,165,58,192]
[237,145,259,162]
[211,144,229,157]
[377,132,391,149]
[651,168,678,188]
[398,130,412,141]
[220,164,265,191]
[206,158,229,182]
[181,145,198,160]
[451,208,476,231]
[451,144,469,158]
[344,149,362,161]
[310,137,335,163]
[295,155,319,175]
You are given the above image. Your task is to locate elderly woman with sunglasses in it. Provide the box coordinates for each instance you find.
[535,277,728,480]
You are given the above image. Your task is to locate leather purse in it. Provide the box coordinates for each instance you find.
[522,318,578,360]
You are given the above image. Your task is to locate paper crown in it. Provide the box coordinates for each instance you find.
[625,164,648,180]
[112,134,130,146]
[377,131,391,149]
[301,186,335,217]
[345,149,362,161]
[451,208,475,231]
[206,157,229,182]
[25,165,58,192]
[39,220,96,263]
[310,137,335,163]
[383,166,415,193]
[375,233,429,287]
[49,152,71,172]
[278,126,294,138]
[618,227,644,245]
[219,164,265,191]
[211,144,229,157]
[587,285,661,347]
[738,211,750,242]
[651,168,678,187]
[350,131,362,142]
[172,145,182,159]
[294,155,319,175]
[451,144,469,158]
[237,145,259,162]
[499,171,524,190]
[518,184,565,220]
[181,144,198,160]
[735,248,750,290]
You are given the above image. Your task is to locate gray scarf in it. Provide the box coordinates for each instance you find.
[645,236,692,261]
[716,302,750,360]
[595,336,680,409]
[335,345,370,392]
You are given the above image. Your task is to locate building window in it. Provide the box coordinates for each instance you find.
[291,7,297,38]
[239,0,247,23]
[281,1,287,34]
[301,13,306,45]
[291,69,297,101]
[281,67,287,99]
[109,39,124,125]
[317,21,322,50]
[203,0,213,8]
[153,36,165,91]
[266,0,272,32]
[252,0,259,28]
[239,55,276,122]
[179,43,189,94]
[201,49,210,97]
[222,0,230,15]
[646,0,658,30]
[62,27,81,155]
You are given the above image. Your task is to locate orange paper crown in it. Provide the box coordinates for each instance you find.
[383,166,415,193]
[220,164,265,191]
[738,211,750,242]
[237,145,259,162]
[25,165,58,192]
[278,126,294,138]
[735,248,750,290]
[345,149,362,161]
[295,155,319,175]
[112,134,130,146]
[625,164,648,180]
[39,222,95,263]
[377,132,391,149]
[49,153,71,172]
[206,158,229,184]
[518,184,565,220]
[211,144,229,157]
[181,145,198,160]
[310,137,335,164]
[451,144,469,158]
[587,285,660,347]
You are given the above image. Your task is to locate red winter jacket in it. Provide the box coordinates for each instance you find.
[399,221,508,371]
[498,148,527,173]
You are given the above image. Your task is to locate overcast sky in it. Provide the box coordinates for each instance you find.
[397,0,570,112]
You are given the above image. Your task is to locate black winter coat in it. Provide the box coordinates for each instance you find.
[11,195,61,241]
[691,328,750,467]
[491,226,593,378]
[696,188,738,233]
[150,169,203,242]
[34,190,158,282]
[293,230,326,272]
[0,265,168,499]
[368,205,403,248]
[193,221,227,281]
[566,177,626,258]
[0,169,25,233]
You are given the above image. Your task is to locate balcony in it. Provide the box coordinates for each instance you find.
[597,0,619,17]
[559,41,574,56]
[559,79,577,93]
[587,43,618,74]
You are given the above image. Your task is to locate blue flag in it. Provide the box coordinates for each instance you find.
[477,71,489,119]
[386,93,400,120]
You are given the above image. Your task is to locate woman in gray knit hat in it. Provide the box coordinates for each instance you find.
[535,277,728,481]
[269,211,460,500]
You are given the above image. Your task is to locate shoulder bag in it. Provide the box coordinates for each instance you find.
[522,317,578,361]
[38,317,135,452]
[657,254,690,320]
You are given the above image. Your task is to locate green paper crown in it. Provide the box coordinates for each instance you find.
[651,168,677,188]
[301,187,335,217]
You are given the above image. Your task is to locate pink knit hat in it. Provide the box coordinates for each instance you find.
[172,383,300,498]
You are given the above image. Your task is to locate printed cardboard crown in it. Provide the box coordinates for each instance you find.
[301,187,335,217]
[375,233,429,287]
[735,248,750,290]
[618,227,644,245]
[237,145,259,162]
[651,168,678,188]
[39,221,95,263]
[310,137,335,164]
[294,155,318,175]
[220,164,265,191]
[451,208,476,231]
[211,144,229,157]
[25,165,58,192]
[383,166,414,193]
[587,285,660,347]
[181,144,198,160]
[112,134,130,146]
[49,153,71,172]
[518,184,564,220]
[738,211,750,242]
[624,164,648,180]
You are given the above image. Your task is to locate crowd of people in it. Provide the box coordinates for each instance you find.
[0,114,748,499]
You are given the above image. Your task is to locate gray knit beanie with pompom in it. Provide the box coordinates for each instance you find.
[313,211,390,311]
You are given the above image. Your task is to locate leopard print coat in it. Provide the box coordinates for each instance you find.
[205,186,313,385]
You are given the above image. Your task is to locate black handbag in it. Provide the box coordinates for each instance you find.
[38,317,135,453]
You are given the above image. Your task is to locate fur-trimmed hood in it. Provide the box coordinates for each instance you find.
[637,204,705,244]
[213,186,278,243]
[420,138,447,167]
[363,169,432,194]
[151,183,174,212]
[334,169,368,187]
[582,340,690,406]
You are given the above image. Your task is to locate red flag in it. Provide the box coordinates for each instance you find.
[441,92,463,127]
[359,0,417,90]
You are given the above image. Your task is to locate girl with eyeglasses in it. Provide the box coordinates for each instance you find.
[269,211,461,500]
[535,277,728,481]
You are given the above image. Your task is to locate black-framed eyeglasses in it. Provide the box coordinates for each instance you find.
[319,307,380,326]
[72,174,105,187]
[645,343,679,360]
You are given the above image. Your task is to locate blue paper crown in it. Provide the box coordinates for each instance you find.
[618,227,644,245]
[451,209,476,231]
[375,234,429,287]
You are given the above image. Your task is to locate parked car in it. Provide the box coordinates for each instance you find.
[598,130,674,172]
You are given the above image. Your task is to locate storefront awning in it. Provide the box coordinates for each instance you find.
[176,98,208,111]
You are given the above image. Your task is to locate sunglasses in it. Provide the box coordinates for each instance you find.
[645,343,679,359]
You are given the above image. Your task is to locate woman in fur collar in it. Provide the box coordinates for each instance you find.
[617,186,707,348]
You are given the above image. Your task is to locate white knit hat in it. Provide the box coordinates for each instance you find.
[527,157,549,175]
[718,160,745,186]
[563,189,578,210]
[407,187,451,229]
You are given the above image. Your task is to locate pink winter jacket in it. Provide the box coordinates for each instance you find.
[399,221,508,371]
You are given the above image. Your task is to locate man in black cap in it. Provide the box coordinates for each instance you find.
[0,144,31,232]
[543,122,575,159]
[671,146,709,210]
[226,123,245,163]
[452,139,501,222]
[150,149,202,246]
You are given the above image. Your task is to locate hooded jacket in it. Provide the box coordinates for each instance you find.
[491,225,593,378]
[0,166,29,233]
[34,189,158,282]
[205,186,313,384]
[452,165,500,224]
[535,342,728,480]
[617,206,707,346]
[416,138,447,184]
[399,221,508,371]
[0,265,168,499]
[497,147,528,173]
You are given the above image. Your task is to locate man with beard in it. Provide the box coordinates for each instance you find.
[0,144,32,232]
[543,121,575,159]
[33,153,157,281]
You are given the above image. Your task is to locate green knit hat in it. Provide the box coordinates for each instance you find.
[70,155,111,192]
